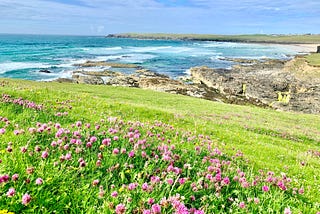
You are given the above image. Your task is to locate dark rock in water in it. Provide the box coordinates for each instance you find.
[39,69,51,73]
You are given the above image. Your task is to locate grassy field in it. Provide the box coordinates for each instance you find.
[305,53,320,66]
[0,79,320,213]
[108,33,320,44]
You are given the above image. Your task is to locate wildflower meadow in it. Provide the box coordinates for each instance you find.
[0,79,320,213]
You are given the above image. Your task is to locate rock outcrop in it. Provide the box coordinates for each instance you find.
[72,73,105,85]
[55,57,320,114]
[74,61,141,69]
[189,57,320,114]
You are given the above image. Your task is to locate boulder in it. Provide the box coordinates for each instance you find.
[54,78,73,83]
[139,77,186,92]
[105,75,139,87]
[135,69,169,78]
[72,73,104,85]
[138,77,206,98]
[39,69,51,73]
[75,70,122,77]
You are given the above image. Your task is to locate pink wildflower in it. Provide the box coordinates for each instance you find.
[142,182,149,191]
[222,177,230,185]
[92,179,100,186]
[284,207,292,214]
[179,178,186,185]
[128,150,135,158]
[90,136,97,143]
[111,191,118,197]
[113,148,119,155]
[22,193,31,205]
[278,181,287,191]
[79,160,86,167]
[298,188,304,194]
[65,153,72,160]
[102,138,111,146]
[254,198,260,204]
[41,151,49,159]
[239,201,246,209]
[148,198,155,205]
[0,128,5,134]
[141,151,147,158]
[35,178,43,185]
[262,185,269,192]
[21,146,27,153]
[115,204,126,214]
[151,176,160,183]
[86,142,92,148]
[12,174,19,181]
[128,183,137,190]
[151,204,161,214]
[6,188,16,197]
[167,178,174,185]
[76,121,82,127]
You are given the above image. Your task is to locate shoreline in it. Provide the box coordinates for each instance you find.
[279,43,318,53]
[52,52,320,114]
[107,34,319,54]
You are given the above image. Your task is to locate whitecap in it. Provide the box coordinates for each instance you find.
[184,69,191,75]
[128,46,173,53]
[118,54,156,63]
[0,61,51,74]
[83,47,123,54]
[92,55,125,61]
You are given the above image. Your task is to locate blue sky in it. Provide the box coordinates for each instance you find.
[0,0,319,35]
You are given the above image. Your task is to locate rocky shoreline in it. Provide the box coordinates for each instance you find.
[54,55,320,114]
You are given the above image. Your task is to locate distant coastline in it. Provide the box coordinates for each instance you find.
[107,33,320,45]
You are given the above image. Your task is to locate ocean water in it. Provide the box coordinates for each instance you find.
[0,34,304,81]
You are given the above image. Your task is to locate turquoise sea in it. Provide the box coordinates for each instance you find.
[0,34,306,81]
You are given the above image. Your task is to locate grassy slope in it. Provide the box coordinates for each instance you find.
[1,79,320,207]
[109,33,320,44]
[305,53,320,66]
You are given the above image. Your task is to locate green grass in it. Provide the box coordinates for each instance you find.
[109,33,320,44]
[305,53,320,66]
[1,79,320,213]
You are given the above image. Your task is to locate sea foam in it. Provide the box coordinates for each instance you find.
[0,61,51,74]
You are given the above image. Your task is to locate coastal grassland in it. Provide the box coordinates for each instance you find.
[109,33,320,44]
[0,79,320,213]
[305,53,320,66]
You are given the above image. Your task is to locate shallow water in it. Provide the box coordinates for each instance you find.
[0,34,302,81]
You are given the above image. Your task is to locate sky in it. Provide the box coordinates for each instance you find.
[0,0,319,35]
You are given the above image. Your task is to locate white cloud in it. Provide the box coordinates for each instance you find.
[0,0,319,35]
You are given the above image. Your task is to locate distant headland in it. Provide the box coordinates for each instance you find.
[107,33,320,45]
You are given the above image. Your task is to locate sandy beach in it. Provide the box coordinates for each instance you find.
[288,43,319,53]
